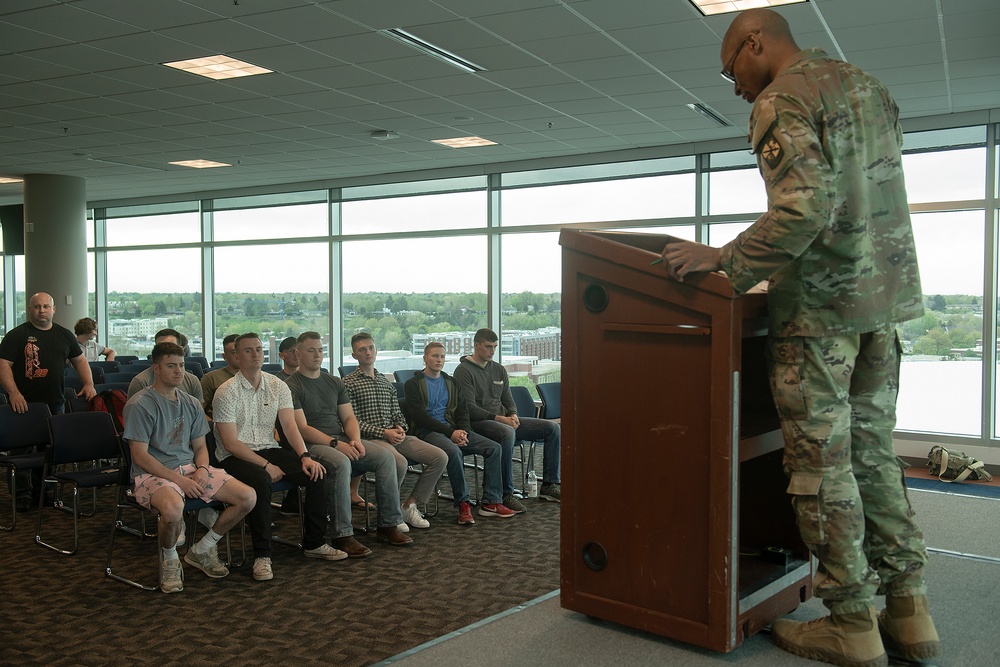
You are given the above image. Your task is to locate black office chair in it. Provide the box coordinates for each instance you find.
[536,382,561,420]
[36,411,122,555]
[101,372,135,384]
[510,385,543,493]
[338,364,358,378]
[0,403,51,531]
[393,369,423,383]
[106,438,231,590]
[185,356,211,371]
[90,360,121,375]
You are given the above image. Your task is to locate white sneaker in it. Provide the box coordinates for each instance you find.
[401,503,430,529]
[160,557,184,593]
[303,543,348,561]
[175,530,186,547]
[397,521,410,533]
[197,507,219,529]
[252,557,273,581]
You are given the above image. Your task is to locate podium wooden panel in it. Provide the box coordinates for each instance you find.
[559,229,812,653]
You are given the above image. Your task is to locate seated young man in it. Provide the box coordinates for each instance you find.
[213,332,347,582]
[122,342,256,594]
[404,341,514,524]
[454,328,561,507]
[74,317,116,362]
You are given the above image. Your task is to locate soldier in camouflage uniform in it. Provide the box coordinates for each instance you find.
[661,8,940,667]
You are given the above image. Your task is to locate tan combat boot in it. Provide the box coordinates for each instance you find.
[772,606,887,667]
[878,595,941,660]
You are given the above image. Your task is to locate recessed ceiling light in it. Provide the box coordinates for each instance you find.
[0,177,23,184]
[432,136,498,148]
[168,159,231,169]
[688,0,807,16]
[162,55,272,80]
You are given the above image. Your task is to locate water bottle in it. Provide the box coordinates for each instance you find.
[527,470,539,498]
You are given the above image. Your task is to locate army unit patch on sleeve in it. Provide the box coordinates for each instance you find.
[761,131,784,170]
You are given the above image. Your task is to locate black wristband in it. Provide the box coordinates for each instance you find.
[197,465,209,472]
[299,451,312,460]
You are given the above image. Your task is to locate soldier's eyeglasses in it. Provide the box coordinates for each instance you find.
[720,32,757,84]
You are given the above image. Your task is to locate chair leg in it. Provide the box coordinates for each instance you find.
[105,502,157,591]
[1,465,18,532]
[36,481,81,555]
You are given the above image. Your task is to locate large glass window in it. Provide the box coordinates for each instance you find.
[502,173,695,226]
[341,236,486,376]
[501,232,562,397]
[896,211,984,436]
[106,248,203,357]
[105,209,200,247]
[214,194,328,241]
[213,242,330,362]
[341,190,486,235]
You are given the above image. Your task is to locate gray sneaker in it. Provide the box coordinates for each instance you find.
[539,483,561,502]
[252,557,273,581]
[160,557,184,593]
[304,543,349,561]
[184,545,229,578]
[503,493,527,514]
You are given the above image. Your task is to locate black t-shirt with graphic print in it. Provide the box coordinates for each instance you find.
[0,321,82,408]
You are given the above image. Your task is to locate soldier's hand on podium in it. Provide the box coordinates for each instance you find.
[659,241,722,282]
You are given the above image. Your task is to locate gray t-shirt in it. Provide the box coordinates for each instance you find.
[284,372,350,439]
[122,386,210,478]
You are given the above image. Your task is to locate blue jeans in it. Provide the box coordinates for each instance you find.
[472,417,561,495]
[417,429,502,505]
[307,440,403,535]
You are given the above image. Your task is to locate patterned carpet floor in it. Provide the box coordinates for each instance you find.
[0,467,560,667]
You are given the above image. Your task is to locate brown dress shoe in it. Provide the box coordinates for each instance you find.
[376,525,413,546]
[331,535,373,558]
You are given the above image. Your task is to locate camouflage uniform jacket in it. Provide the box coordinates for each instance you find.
[719,48,924,337]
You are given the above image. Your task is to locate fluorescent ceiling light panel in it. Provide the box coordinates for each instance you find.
[0,177,24,184]
[688,0,807,16]
[432,136,498,148]
[169,159,231,169]
[381,28,485,74]
[162,55,272,80]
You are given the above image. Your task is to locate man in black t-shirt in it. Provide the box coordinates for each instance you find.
[0,292,97,509]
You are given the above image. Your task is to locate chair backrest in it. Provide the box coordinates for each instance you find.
[210,360,227,368]
[115,355,139,364]
[535,382,561,420]
[64,387,90,413]
[90,360,121,374]
[0,402,52,451]
[185,356,211,371]
[47,412,121,466]
[101,372,135,384]
[394,369,423,383]
[129,360,154,370]
[71,366,105,384]
[261,363,282,373]
[185,364,204,379]
[510,385,539,419]
[339,364,358,378]
[393,381,406,400]
[64,375,85,393]
[94,382,131,395]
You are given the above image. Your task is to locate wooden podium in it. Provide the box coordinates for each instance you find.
[559,229,812,652]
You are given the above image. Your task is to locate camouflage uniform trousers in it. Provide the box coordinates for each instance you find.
[767,328,928,615]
